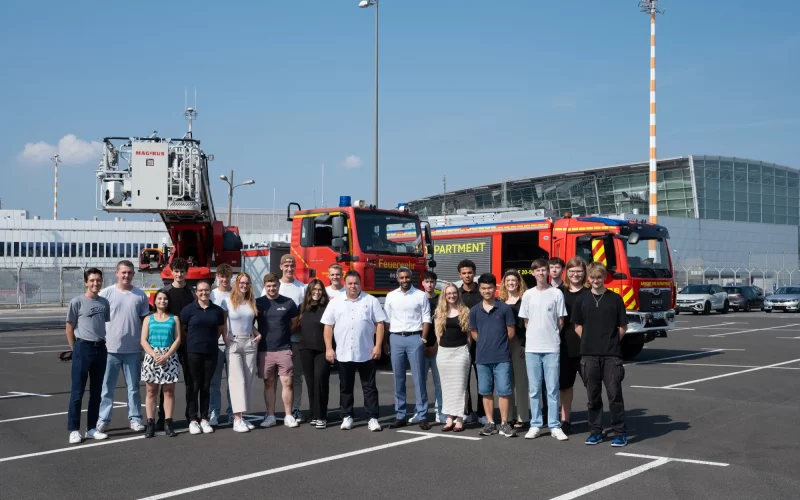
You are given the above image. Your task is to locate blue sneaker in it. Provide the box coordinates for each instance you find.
[585,433,603,445]
[611,434,628,447]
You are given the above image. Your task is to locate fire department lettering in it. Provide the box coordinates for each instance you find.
[434,242,487,254]
[135,151,166,156]
[377,259,416,270]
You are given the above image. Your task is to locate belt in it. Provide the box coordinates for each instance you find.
[76,338,106,347]
[391,331,422,337]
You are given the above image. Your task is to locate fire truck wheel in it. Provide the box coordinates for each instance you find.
[621,343,644,360]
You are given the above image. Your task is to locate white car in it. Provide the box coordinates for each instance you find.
[676,284,729,315]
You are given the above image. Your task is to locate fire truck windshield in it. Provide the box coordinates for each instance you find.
[625,237,672,278]
[356,212,423,257]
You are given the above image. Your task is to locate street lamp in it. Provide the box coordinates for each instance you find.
[219,170,256,226]
[359,0,379,207]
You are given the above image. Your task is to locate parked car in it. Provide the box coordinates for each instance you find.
[762,286,800,313]
[676,284,729,315]
[723,286,764,312]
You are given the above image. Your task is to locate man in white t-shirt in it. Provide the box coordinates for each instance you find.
[519,258,568,441]
[275,254,307,422]
[209,263,233,426]
[97,260,150,433]
[325,263,346,300]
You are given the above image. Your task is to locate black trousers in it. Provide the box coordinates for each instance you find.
[186,352,218,422]
[300,348,331,421]
[159,351,192,422]
[339,360,379,420]
[464,342,485,417]
[581,355,626,436]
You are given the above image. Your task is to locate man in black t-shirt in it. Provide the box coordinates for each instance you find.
[572,262,629,447]
[255,273,300,428]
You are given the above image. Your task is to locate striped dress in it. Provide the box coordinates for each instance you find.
[141,315,180,384]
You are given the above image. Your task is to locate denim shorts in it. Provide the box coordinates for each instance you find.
[476,361,512,396]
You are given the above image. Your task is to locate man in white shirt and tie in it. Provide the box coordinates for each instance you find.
[322,270,385,431]
[383,266,432,430]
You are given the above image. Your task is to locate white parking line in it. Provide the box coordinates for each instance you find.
[549,453,727,499]
[657,362,800,370]
[0,345,68,350]
[670,322,739,332]
[627,348,726,366]
[397,429,482,441]
[0,404,126,424]
[136,435,436,499]
[0,392,51,400]
[776,336,800,339]
[8,350,69,354]
[635,357,800,390]
[701,348,745,351]
[629,386,695,391]
[707,323,800,338]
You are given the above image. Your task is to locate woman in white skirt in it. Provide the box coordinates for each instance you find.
[435,283,472,432]
[140,290,182,438]
[221,272,260,433]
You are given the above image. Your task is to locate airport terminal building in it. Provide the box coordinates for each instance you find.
[408,155,800,272]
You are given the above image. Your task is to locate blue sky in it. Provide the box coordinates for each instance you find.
[1,0,798,220]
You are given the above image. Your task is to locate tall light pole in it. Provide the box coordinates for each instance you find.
[359,0,379,207]
[219,170,255,227]
[51,154,60,220]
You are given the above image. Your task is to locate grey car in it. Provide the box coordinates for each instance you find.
[723,286,764,312]
[763,286,800,312]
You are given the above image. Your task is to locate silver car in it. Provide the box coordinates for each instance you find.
[763,286,800,313]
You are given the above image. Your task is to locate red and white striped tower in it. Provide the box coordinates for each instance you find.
[640,0,663,256]
[51,154,60,220]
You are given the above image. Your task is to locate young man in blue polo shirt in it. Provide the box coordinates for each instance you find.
[469,273,517,437]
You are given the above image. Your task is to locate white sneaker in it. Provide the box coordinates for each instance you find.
[189,421,202,435]
[525,427,542,439]
[341,416,354,430]
[200,420,214,434]
[209,414,219,426]
[86,428,108,440]
[69,431,82,444]
[284,414,299,428]
[435,414,441,424]
[478,416,489,425]
[368,418,382,432]
[233,419,250,433]
[130,420,145,432]
[260,415,277,428]
[550,427,569,441]
[245,420,255,430]
[407,414,421,424]
[96,422,109,433]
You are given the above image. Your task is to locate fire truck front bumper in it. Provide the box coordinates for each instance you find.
[625,310,676,337]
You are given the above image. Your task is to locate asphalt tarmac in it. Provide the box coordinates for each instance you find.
[1,309,799,499]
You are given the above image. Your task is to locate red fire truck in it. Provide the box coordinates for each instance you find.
[418,210,676,359]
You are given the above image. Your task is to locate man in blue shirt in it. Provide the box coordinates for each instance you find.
[469,273,517,438]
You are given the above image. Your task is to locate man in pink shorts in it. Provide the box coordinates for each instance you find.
[256,273,300,428]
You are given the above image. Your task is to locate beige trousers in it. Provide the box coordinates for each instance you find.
[226,337,257,414]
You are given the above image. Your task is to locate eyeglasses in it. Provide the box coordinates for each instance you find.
[567,271,585,275]
[197,289,211,293]
[239,282,251,286]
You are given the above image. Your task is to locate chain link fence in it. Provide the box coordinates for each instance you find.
[674,259,800,294]
[0,266,164,307]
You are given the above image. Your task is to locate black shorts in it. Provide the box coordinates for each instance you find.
[560,355,581,389]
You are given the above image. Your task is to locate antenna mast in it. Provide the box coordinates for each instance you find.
[184,88,198,139]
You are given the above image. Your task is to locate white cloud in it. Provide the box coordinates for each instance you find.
[18,134,104,166]
[340,154,363,169]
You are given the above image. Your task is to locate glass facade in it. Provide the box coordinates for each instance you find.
[408,155,798,226]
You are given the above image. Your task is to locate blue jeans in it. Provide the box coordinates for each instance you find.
[67,340,107,431]
[424,352,445,422]
[390,334,428,421]
[210,346,233,419]
[98,352,143,426]
[476,361,513,396]
[525,352,561,429]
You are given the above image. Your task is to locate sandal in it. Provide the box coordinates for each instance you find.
[441,423,454,432]
[453,424,464,432]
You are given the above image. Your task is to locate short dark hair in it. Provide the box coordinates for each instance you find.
[548,257,565,268]
[84,267,103,283]
[344,270,362,283]
[170,257,188,272]
[196,279,212,290]
[421,271,438,282]
[116,260,135,271]
[477,273,496,286]
[531,258,549,271]
[216,263,233,278]
[263,272,279,284]
[457,259,476,273]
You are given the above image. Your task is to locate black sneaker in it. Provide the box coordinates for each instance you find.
[164,418,177,437]
[561,420,573,435]
[498,422,517,437]
[388,419,407,429]
[418,420,431,431]
[144,418,155,438]
[479,422,497,436]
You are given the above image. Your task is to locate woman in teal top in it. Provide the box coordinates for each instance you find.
[140,289,182,438]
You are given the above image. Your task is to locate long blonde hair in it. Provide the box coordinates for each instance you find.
[498,269,527,301]
[435,283,470,336]
[230,272,257,314]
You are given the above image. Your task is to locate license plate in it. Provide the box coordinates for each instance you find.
[651,312,666,319]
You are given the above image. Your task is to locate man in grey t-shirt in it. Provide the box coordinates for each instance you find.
[97,261,150,433]
[66,268,111,444]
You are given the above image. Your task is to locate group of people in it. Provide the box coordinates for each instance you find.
[66,253,629,448]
